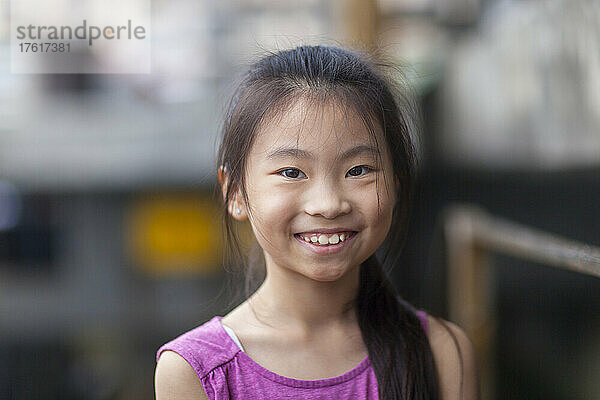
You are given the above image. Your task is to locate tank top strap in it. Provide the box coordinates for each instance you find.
[414,309,429,335]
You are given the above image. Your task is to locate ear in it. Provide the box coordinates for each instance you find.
[218,165,248,221]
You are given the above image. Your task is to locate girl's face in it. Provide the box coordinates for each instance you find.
[240,98,397,282]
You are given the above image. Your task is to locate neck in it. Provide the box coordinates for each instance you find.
[249,258,361,334]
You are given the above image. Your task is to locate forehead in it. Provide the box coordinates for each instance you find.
[250,97,383,159]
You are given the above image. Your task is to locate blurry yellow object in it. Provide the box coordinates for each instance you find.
[128,193,223,276]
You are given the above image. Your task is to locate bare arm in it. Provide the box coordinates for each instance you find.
[428,317,481,400]
[155,350,209,400]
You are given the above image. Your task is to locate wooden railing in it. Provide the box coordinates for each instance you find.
[444,205,600,399]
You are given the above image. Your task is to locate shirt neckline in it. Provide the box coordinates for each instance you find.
[213,316,372,388]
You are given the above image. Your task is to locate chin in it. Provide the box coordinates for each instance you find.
[304,264,355,282]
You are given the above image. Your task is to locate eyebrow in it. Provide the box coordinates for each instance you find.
[266,144,379,162]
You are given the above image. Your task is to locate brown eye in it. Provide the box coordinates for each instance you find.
[279,168,306,179]
[347,166,371,177]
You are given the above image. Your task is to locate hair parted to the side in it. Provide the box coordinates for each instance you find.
[216,45,441,400]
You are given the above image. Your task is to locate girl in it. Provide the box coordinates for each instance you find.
[155,45,479,400]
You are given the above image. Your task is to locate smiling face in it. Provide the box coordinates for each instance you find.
[238,97,398,282]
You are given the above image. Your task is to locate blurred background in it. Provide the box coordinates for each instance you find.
[0,0,599,399]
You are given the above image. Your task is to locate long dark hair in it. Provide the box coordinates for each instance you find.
[216,45,440,400]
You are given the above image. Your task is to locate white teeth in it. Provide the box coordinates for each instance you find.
[300,232,350,245]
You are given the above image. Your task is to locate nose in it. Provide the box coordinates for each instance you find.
[303,178,352,219]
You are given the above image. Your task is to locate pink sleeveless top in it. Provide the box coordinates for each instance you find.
[157,311,428,399]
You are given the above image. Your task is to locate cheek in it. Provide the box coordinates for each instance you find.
[363,188,396,232]
[246,184,297,235]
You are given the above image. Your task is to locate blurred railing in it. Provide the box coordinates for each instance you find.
[444,205,600,400]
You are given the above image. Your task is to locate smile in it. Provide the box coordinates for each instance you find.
[293,231,357,255]
[299,232,350,245]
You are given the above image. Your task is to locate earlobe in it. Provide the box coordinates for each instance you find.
[229,200,247,220]
[233,206,247,220]
[218,165,247,220]
[224,190,247,220]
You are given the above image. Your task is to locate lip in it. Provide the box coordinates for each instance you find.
[294,231,357,255]
[295,227,357,235]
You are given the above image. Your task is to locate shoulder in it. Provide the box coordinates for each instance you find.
[426,316,481,400]
[155,350,208,400]
[154,316,240,400]
[155,316,239,375]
